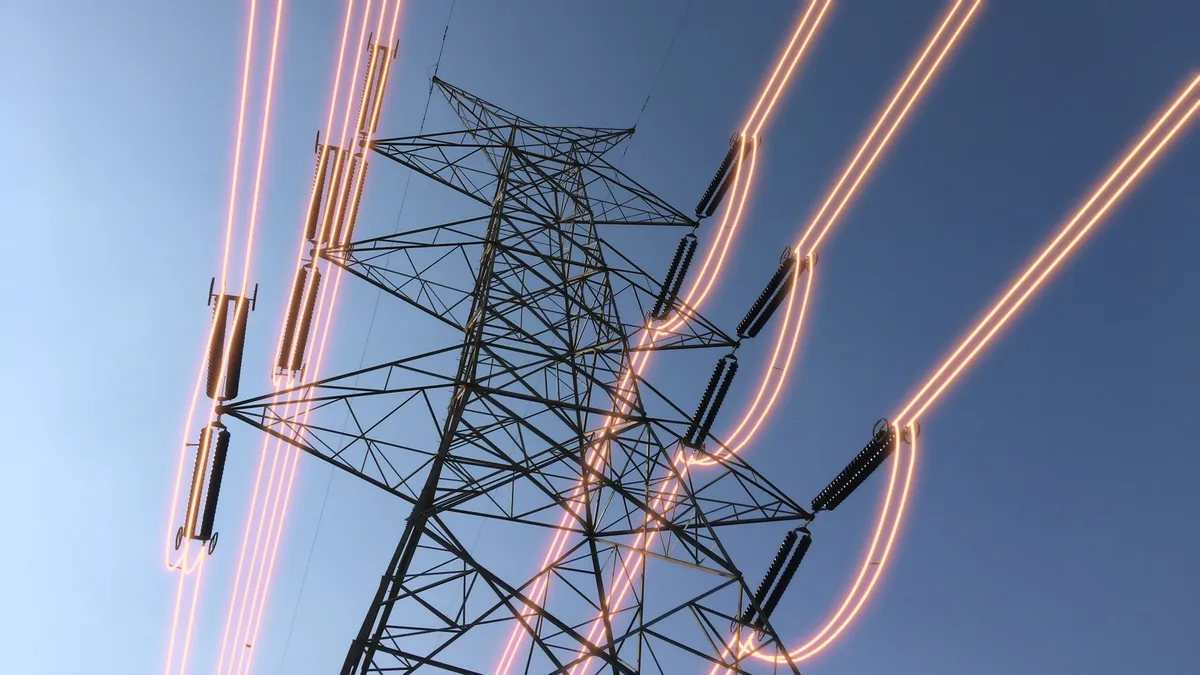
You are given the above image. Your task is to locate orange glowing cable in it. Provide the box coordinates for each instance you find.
[701,0,979,467]
[810,3,977,256]
[668,140,758,330]
[566,3,981,671]
[216,4,261,296]
[660,3,823,333]
[749,73,1200,668]
[752,1,831,137]
[175,554,211,675]
[235,85,400,673]
[664,0,828,334]
[215,394,282,675]
[495,362,656,673]
[165,0,263,568]
[341,27,396,247]
[698,0,972,495]
[896,73,1200,423]
[716,425,910,668]
[222,5,405,673]
[219,0,371,669]
[236,0,287,299]
[906,91,1200,422]
[663,0,827,330]
[806,425,915,655]
[177,0,285,568]
[171,3,283,673]
[178,301,256,583]
[276,0,381,379]
[162,551,194,674]
[200,0,290,501]
[494,6,831,671]
[741,3,985,662]
[165,0,289,671]
[235,215,360,675]
[273,0,360,387]
[163,545,212,674]
[798,0,971,253]
[744,1,826,134]
[219,423,290,675]
[236,448,304,675]
[224,0,293,640]
[494,391,645,673]
[567,478,685,675]
[494,329,659,671]
[230,443,300,675]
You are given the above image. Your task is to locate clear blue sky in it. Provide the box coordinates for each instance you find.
[2,1,1198,673]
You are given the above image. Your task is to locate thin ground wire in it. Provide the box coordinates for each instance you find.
[275,3,457,670]
[620,0,694,166]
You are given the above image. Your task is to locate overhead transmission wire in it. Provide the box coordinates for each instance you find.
[563,2,984,673]
[714,59,1200,675]
[243,1,404,669]
[894,75,1200,424]
[163,0,268,571]
[217,4,405,675]
[274,3,457,670]
[702,0,980,468]
[214,1,364,670]
[162,1,288,673]
[588,0,977,670]
[725,73,1200,668]
[745,67,1200,670]
[494,2,833,672]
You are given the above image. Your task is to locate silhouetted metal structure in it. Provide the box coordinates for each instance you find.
[221,79,815,674]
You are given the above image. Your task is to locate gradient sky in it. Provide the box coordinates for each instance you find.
[3,1,1198,673]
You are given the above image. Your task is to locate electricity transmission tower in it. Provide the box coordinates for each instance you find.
[221,78,812,674]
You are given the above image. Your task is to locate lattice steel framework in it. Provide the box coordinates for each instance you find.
[221,79,811,675]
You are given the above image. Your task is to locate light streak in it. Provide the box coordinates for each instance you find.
[185,0,291,661]
[663,0,830,335]
[897,73,1200,423]
[163,0,288,671]
[566,2,981,672]
[164,0,260,570]
[704,0,980,466]
[218,0,369,668]
[219,0,378,668]
[217,4,405,674]
[689,245,809,466]
[746,1,832,139]
[566,5,979,672]
[492,6,831,671]
[176,554,211,675]
[743,71,1200,669]
[162,551,198,675]
[215,395,280,675]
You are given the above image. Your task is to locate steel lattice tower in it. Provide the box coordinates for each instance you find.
[221,79,812,675]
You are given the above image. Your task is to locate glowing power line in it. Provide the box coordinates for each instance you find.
[570,4,981,672]
[747,71,1200,670]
